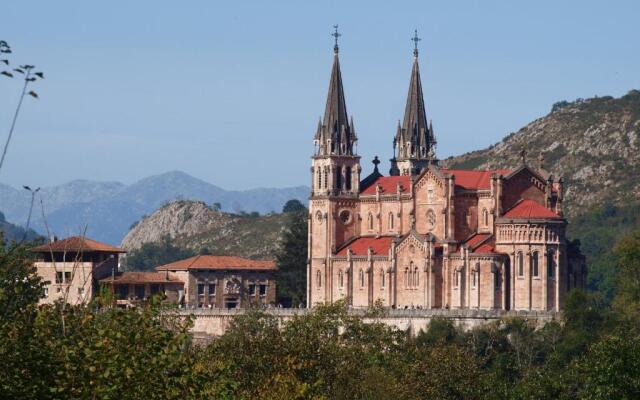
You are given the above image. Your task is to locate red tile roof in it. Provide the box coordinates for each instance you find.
[473,241,497,254]
[463,233,491,248]
[336,236,395,256]
[31,236,126,253]
[101,272,184,285]
[360,176,411,195]
[156,255,276,271]
[440,169,511,190]
[502,199,561,219]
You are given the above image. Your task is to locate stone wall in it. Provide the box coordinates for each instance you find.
[182,308,559,337]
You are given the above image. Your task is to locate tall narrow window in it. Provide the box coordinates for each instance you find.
[388,212,394,230]
[532,251,539,277]
[359,269,365,288]
[345,166,352,190]
[454,270,460,287]
[336,166,342,190]
[483,208,489,226]
[473,263,480,288]
[548,250,555,278]
[404,267,409,288]
[494,269,500,290]
[339,270,344,288]
[317,270,322,287]
[517,252,524,277]
[323,167,328,189]
[317,169,322,189]
[368,213,374,230]
[414,266,419,287]
[381,269,385,288]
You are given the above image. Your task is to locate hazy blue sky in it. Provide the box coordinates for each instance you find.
[1,1,638,190]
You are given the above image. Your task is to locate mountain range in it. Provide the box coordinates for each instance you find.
[0,171,308,245]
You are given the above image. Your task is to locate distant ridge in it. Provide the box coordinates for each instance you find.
[0,170,308,245]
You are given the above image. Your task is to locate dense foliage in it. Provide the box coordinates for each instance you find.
[1,227,640,398]
[275,200,308,306]
[567,201,640,299]
[123,235,196,271]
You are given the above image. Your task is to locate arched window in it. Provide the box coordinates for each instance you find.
[380,268,385,288]
[368,213,374,230]
[336,166,343,190]
[345,166,352,190]
[548,250,555,278]
[323,167,329,189]
[414,266,419,287]
[454,269,460,287]
[483,208,489,226]
[517,252,524,277]
[404,267,409,288]
[317,168,321,189]
[532,251,539,277]
[338,270,344,288]
[388,212,394,230]
[359,269,365,288]
[316,270,322,288]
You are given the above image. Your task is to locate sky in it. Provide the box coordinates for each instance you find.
[1,1,639,190]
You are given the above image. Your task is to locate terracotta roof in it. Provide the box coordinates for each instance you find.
[336,236,395,256]
[360,176,411,195]
[473,241,497,254]
[31,236,126,254]
[156,255,276,271]
[463,233,491,248]
[502,199,561,219]
[440,169,511,190]
[101,272,184,285]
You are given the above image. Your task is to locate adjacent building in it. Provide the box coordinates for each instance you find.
[307,33,586,311]
[32,236,125,305]
[154,255,277,308]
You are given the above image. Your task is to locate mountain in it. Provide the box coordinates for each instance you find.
[121,200,288,260]
[444,90,640,217]
[0,211,41,243]
[0,171,308,245]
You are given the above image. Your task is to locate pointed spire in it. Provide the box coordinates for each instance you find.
[394,29,436,174]
[316,25,355,156]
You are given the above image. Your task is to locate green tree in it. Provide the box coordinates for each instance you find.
[282,199,306,213]
[124,235,195,271]
[275,205,308,306]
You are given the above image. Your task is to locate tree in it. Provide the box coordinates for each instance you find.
[123,236,195,271]
[274,206,307,306]
[282,199,306,214]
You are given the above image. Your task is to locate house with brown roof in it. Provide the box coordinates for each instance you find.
[307,37,586,311]
[99,255,277,309]
[154,255,277,309]
[32,236,126,305]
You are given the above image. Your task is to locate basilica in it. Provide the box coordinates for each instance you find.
[307,32,586,311]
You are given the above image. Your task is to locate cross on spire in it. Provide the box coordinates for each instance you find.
[411,29,421,57]
[332,25,341,54]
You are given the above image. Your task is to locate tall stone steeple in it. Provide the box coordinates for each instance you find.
[314,29,357,157]
[390,30,436,176]
[311,25,360,197]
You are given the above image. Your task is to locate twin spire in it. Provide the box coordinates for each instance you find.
[314,26,357,157]
[315,27,435,175]
[391,31,436,175]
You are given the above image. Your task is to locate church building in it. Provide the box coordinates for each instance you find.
[307,30,586,311]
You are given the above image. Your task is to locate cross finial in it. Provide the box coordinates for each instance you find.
[332,25,341,54]
[372,155,380,172]
[411,29,421,57]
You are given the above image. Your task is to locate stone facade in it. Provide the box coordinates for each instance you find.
[155,255,277,308]
[307,40,586,311]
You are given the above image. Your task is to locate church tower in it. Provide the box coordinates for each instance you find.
[390,30,436,176]
[308,26,361,305]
